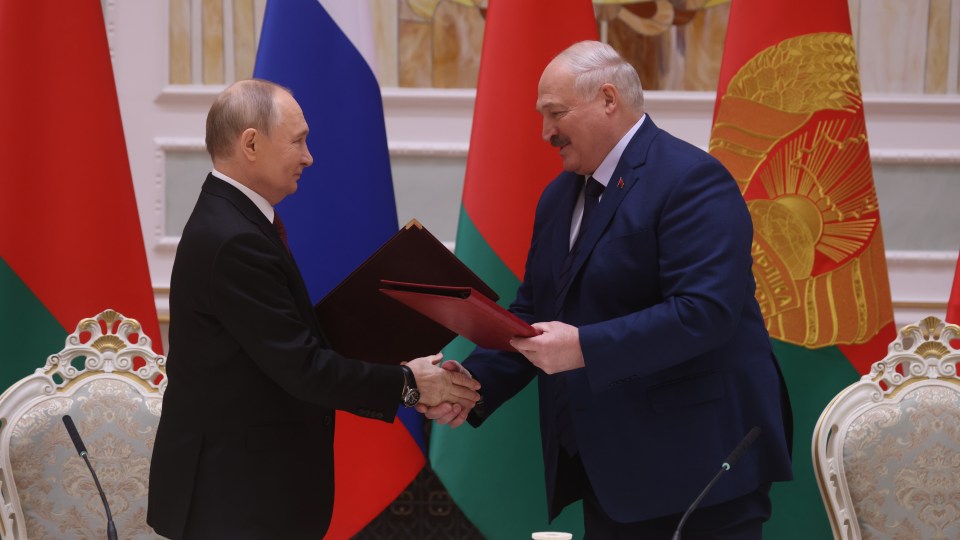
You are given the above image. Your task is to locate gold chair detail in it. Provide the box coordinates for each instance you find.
[813,316,960,539]
[0,309,166,539]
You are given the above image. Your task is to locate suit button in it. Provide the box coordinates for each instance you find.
[323,415,332,426]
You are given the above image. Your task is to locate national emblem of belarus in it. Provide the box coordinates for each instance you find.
[709,32,893,348]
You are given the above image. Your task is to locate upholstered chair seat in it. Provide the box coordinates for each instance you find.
[0,310,166,539]
[814,316,960,540]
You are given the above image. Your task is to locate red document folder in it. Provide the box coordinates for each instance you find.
[313,220,500,364]
[379,280,541,351]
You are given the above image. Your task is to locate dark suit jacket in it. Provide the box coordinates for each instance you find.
[465,118,793,523]
[148,175,403,539]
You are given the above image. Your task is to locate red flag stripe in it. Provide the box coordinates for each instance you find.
[947,250,960,325]
[462,0,599,279]
[0,1,160,348]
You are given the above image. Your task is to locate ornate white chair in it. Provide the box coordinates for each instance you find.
[0,310,166,539]
[813,316,960,539]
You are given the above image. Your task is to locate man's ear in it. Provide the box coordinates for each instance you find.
[240,128,258,161]
[600,83,618,113]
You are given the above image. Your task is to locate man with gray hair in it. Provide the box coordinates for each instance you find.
[426,40,793,537]
[148,79,481,539]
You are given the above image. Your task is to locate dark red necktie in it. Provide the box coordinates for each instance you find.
[273,214,291,255]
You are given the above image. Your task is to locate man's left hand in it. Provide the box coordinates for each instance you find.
[510,321,585,374]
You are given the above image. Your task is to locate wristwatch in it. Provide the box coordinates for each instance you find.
[399,365,420,407]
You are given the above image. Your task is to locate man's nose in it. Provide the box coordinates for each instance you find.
[541,118,555,142]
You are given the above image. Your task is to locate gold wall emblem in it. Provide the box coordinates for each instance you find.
[710,32,893,348]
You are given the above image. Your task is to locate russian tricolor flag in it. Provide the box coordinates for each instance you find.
[254,1,424,537]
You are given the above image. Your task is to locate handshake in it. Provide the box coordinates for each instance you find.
[401,320,584,427]
[403,353,480,428]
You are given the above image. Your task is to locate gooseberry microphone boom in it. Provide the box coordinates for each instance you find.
[62,415,118,540]
[671,426,761,540]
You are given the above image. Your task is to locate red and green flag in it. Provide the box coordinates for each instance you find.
[427,0,597,538]
[0,0,161,393]
[947,251,960,325]
[709,1,895,537]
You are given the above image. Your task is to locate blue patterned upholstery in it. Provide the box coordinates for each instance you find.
[814,316,960,540]
[0,310,166,539]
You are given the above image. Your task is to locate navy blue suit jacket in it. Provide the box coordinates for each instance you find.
[465,118,793,523]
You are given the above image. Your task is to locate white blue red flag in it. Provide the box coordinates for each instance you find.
[254,1,424,537]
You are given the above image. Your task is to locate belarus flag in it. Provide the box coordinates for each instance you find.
[709,1,896,537]
[254,1,422,538]
[428,1,598,538]
[0,0,162,391]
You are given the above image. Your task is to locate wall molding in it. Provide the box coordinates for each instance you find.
[388,142,469,157]
[155,85,224,107]
[871,149,960,163]
[153,137,206,251]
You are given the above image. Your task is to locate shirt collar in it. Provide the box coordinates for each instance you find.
[590,114,646,187]
[211,168,275,223]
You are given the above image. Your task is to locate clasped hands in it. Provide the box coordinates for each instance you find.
[414,321,584,428]
[405,353,481,418]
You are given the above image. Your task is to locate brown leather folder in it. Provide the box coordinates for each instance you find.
[313,220,500,364]
[379,280,540,351]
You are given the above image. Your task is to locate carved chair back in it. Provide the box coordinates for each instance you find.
[813,316,960,539]
[0,310,166,539]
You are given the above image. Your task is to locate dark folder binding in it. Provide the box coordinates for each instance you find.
[379,280,540,351]
[313,220,500,364]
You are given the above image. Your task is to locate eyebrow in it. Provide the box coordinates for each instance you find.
[537,102,569,115]
[536,98,562,113]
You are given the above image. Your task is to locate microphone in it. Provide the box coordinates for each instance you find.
[62,415,118,540]
[671,426,761,540]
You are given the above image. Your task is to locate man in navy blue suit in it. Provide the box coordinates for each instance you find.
[425,41,793,538]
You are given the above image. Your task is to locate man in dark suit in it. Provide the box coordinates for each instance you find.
[147,79,481,539]
[424,41,793,538]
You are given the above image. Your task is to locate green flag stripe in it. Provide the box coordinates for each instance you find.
[451,206,523,304]
[764,340,860,539]
[0,257,67,392]
[430,208,584,539]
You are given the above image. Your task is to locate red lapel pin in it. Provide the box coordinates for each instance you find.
[617,177,624,189]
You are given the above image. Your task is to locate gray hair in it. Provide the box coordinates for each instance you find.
[556,40,644,112]
[205,79,290,160]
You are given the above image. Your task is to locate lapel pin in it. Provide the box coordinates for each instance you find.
[617,177,624,189]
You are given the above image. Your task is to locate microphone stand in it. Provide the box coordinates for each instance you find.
[79,452,118,540]
[671,426,761,540]
[63,415,118,540]
[670,466,728,540]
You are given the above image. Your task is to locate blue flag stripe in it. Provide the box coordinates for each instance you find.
[253,0,424,453]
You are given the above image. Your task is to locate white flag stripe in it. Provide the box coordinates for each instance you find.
[317,0,378,76]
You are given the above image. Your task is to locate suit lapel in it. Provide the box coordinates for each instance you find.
[201,175,287,255]
[202,175,320,332]
[552,117,660,315]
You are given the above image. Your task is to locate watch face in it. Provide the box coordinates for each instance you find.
[403,388,420,407]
